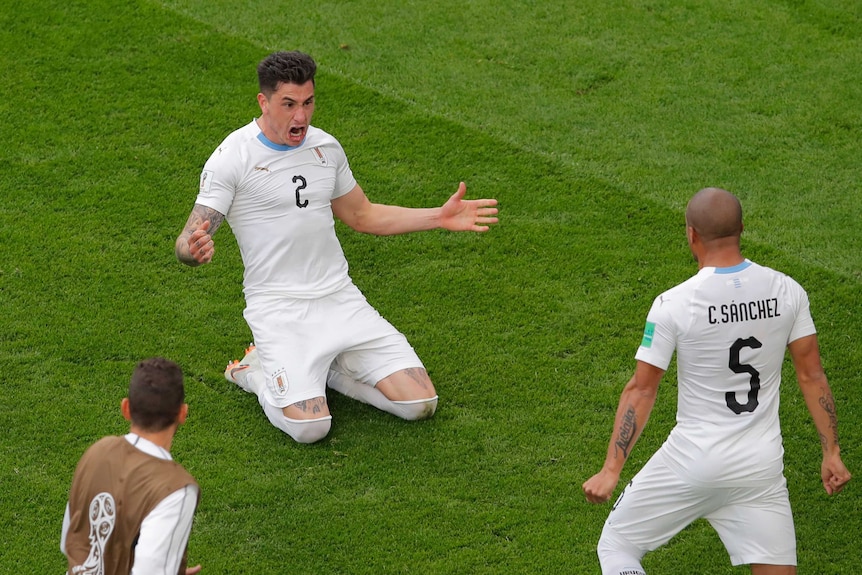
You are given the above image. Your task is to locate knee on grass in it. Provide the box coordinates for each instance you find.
[262,402,332,443]
[281,416,332,444]
[389,395,438,421]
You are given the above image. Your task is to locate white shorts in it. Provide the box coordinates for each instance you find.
[243,283,423,408]
[600,449,797,568]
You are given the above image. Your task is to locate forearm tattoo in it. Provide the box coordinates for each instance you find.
[187,204,225,236]
[614,406,638,460]
[177,204,225,264]
[818,389,840,448]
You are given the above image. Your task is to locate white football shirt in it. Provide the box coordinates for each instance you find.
[196,120,358,299]
[635,260,816,486]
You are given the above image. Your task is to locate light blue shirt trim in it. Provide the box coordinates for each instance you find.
[257,131,304,151]
[714,260,751,274]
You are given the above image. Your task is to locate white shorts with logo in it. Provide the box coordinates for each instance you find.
[599,449,797,570]
[243,283,424,408]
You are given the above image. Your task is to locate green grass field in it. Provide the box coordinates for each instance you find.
[1,0,860,572]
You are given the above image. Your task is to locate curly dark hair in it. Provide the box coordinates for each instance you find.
[257,51,317,96]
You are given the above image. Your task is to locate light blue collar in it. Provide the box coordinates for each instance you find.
[714,260,751,274]
[256,131,304,151]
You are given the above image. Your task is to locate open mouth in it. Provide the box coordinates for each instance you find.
[289,126,305,138]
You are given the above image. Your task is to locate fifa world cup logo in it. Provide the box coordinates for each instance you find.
[71,492,116,575]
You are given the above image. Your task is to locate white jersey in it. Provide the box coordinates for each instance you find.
[635,260,816,486]
[196,120,358,299]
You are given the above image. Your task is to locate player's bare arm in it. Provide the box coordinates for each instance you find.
[816,388,839,450]
[788,334,852,494]
[614,405,639,460]
[789,334,841,452]
[175,204,225,266]
[583,361,663,504]
[331,182,498,235]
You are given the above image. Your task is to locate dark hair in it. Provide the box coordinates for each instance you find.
[257,51,317,96]
[128,357,185,432]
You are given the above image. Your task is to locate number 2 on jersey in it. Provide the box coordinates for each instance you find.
[292,175,309,208]
[726,336,762,414]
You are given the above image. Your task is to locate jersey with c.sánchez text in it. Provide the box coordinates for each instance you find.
[635,260,816,487]
[196,121,358,299]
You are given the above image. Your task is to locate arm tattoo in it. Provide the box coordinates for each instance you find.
[187,204,225,236]
[176,204,225,265]
[614,406,638,460]
[818,390,840,447]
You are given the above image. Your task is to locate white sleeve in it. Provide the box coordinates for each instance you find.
[60,502,70,555]
[330,139,357,199]
[787,277,817,344]
[130,484,199,575]
[634,294,677,370]
[196,140,242,216]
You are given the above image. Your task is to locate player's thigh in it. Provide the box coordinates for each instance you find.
[750,565,796,575]
[602,452,715,553]
[244,296,334,410]
[281,396,330,420]
[333,297,433,402]
[707,478,796,568]
[375,366,436,402]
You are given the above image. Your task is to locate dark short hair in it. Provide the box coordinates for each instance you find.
[128,357,185,432]
[257,51,317,96]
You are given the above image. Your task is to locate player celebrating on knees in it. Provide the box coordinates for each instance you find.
[582,188,850,575]
[175,51,498,444]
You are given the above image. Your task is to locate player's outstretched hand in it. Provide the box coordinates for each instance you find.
[583,469,621,504]
[439,182,499,232]
[185,564,202,575]
[187,220,215,264]
[821,453,851,495]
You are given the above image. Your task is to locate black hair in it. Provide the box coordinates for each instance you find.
[128,357,185,432]
[257,51,317,96]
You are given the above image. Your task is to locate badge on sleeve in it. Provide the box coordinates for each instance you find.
[199,170,214,193]
[640,321,656,348]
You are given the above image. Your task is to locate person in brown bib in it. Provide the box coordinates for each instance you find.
[61,357,201,574]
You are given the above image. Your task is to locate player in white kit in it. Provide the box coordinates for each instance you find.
[582,188,850,575]
[175,51,498,443]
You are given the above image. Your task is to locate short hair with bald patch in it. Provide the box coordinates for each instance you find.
[685,187,743,242]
